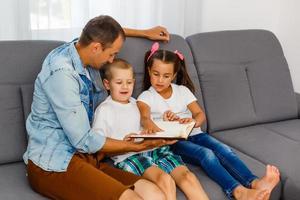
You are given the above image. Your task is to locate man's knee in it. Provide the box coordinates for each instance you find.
[134,179,166,200]
[119,189,143,200]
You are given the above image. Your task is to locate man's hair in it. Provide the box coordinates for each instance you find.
[103,58,135,80]
[79,15,125,48]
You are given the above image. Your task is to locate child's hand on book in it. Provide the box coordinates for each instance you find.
[163,110,180,121]
[143,119,163,134]
[178,118,195,124]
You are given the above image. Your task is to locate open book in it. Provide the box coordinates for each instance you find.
[130,121,196,140]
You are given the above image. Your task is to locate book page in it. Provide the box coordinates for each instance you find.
[130,121,195,139]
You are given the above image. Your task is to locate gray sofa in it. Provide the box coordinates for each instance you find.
[0,30,298,199]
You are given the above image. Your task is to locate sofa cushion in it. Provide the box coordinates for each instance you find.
[0,41,65,84]
[194,62,257,132]
[246,57,297,123]
[0,162,47,200]
[0,85,27,164]
[20,84,34,121]
[118,35,207,131]
[211,124,300,195]
[185,148,281,200]
[187,30,298,131]
[261,119,300,142]
[283,177,300,200]
[0,41,64,164]
[296,93,300,117]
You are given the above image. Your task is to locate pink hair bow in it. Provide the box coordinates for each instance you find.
[147,42,159,61]
[174,50,184,61]
[147,42,185,61]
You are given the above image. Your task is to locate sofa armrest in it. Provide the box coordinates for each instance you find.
[296,92,300,118]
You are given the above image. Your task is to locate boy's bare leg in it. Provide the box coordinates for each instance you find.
[143,166,176,200]
[170,165,209,200]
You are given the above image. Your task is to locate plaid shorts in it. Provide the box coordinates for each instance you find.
[116,146,185,176]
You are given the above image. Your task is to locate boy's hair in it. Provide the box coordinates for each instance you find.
[79,15,125,49]
[143,49,195,93]
[102,58,135,80]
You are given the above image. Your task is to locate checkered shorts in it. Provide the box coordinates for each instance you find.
[116,146,185,176]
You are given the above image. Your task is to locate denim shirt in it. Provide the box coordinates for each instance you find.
[23,39,108,172]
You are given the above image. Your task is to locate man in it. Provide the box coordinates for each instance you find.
[24,15,173,200]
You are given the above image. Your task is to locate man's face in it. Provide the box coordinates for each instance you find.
[91,35,124,69]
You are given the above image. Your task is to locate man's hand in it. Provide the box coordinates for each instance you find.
[144,26,170,42]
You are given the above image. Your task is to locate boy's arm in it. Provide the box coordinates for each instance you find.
[123,26,170,42]
[187,101,206,128]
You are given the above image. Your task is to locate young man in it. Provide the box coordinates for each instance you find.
[24,15,172,200]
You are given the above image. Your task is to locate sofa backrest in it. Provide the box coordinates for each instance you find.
[187,30,298,133]
[117,35,207,131]
[0,40,64,164]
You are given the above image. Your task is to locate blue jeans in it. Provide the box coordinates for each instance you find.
[171,133,258,199]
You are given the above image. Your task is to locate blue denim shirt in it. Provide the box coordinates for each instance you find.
[23,39,108,172]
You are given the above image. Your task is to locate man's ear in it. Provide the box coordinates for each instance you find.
[91,42,103,53]
[103,79,110,90]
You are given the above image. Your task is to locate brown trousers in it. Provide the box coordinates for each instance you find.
[27,153,141,200]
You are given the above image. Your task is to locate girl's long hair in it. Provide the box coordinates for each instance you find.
[143,49,195,93]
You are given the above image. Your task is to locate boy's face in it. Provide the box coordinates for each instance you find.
[103,68,135,104]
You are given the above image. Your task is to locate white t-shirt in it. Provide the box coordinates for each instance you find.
[137,83,203,136]
[92,96,143,164]
[84,67,91,80]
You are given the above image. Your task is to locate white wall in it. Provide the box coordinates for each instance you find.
[197,0,300,92]
[0,0,299,92]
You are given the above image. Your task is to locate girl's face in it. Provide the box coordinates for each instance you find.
[148,59,176,94]
[104,68,135,104]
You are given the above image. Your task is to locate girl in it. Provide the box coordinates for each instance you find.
[137,42,280,200]
[92,59,209,200]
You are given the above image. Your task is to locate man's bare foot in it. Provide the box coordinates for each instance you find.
[252,165,280,200]
[233,185,269,200]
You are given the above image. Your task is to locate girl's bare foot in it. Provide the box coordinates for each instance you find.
[233,185,269,200]
[252,165,280,200]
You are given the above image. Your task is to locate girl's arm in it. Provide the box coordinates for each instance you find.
[123,26,170,42]
[137,101,163,133]
[187,101,206,128]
